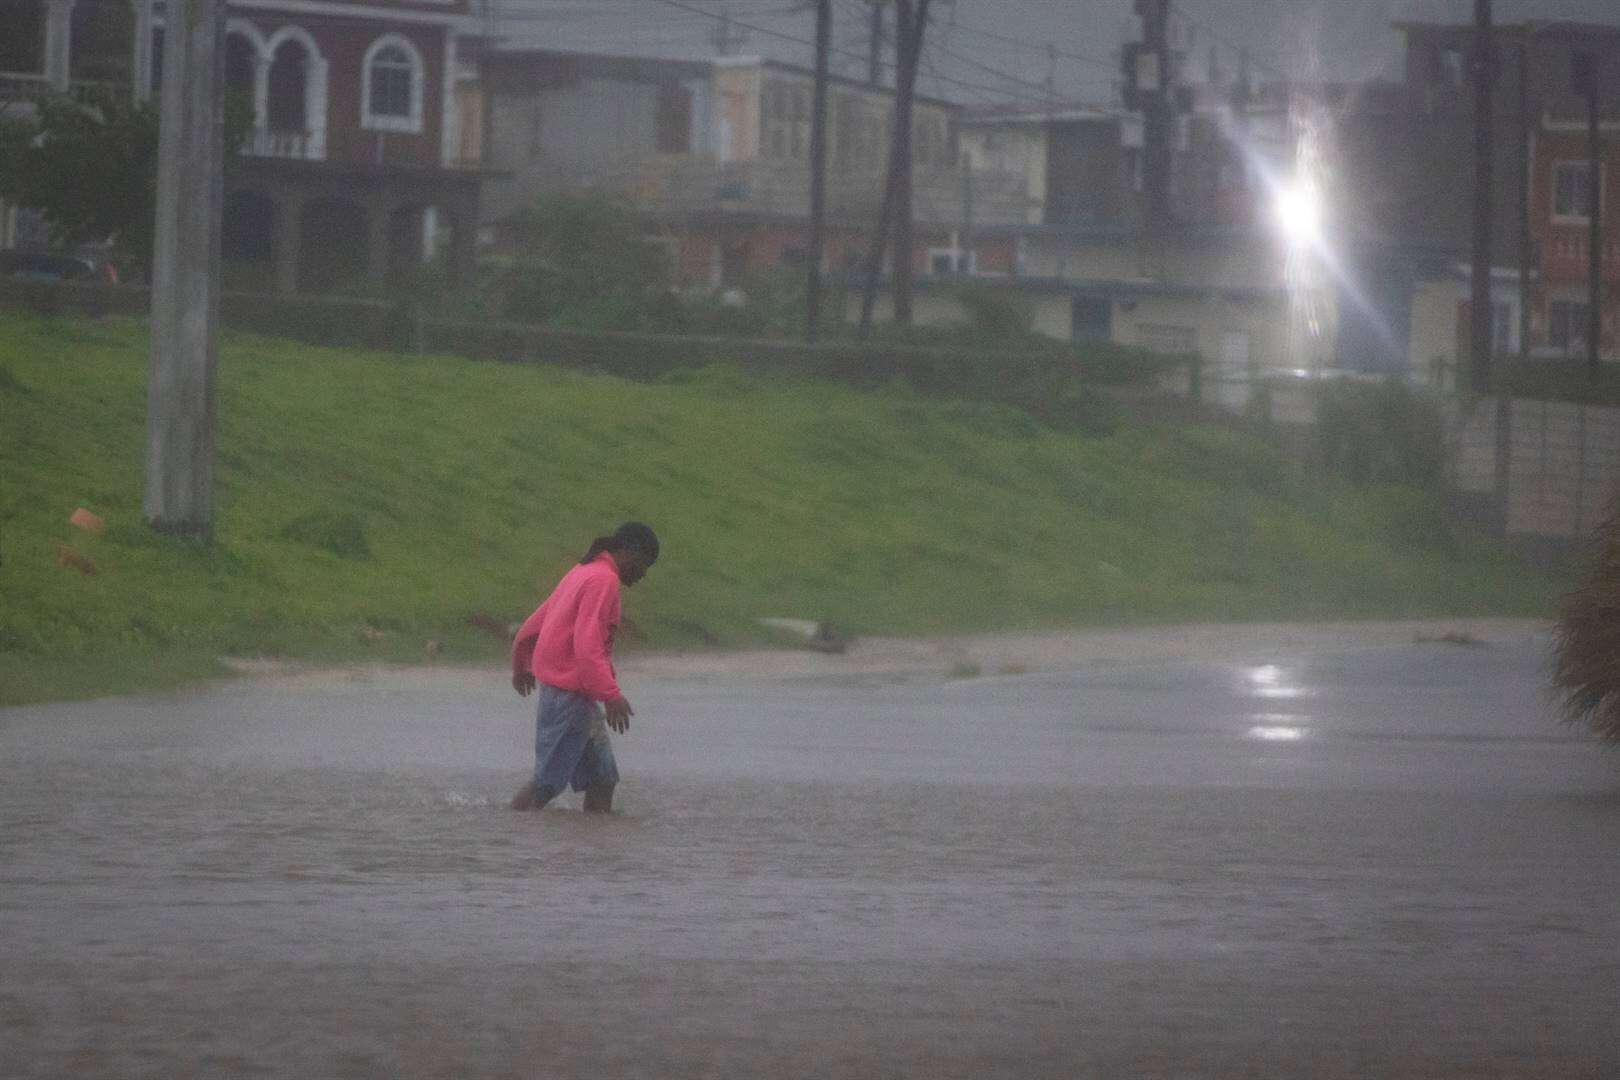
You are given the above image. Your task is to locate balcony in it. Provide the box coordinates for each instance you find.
[0,72,50,101]
[239,128,323,162]
[601,155,1037,229]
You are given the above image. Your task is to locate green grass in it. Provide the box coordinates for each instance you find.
[0,311,1563,705]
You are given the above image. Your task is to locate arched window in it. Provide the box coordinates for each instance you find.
[225,33,255,106]
[267,37,309,133]
[0,0,47,77]
[362,35,423,133]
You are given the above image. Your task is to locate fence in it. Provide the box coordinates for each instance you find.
[1447,397,1620,541]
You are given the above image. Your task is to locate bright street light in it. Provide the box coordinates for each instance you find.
[1274,180,1323,248]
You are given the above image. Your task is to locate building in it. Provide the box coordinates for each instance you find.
[943,80,1317,400]
[0,0,490,292]
[479,49,1037,289]
[1351,19,1620,374]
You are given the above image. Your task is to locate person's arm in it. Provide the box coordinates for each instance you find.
[572,576,625,706]
[509,598,548,696]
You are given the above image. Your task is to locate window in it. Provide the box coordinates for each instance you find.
[0,1,46,75]
[1492,300,1514,356]
[1124,147,1144,193]
[1438,48,1464,88]
[655,82,692,154]
[1549,300,1591,355]
[763,82,789,159]
[362,36,423,133]
[70,0,134,86]
[1553,161,1599,221]
[267,38,311,133]
[789,87,807,160]
[369,47,412,119]
[1137,324,1199,356]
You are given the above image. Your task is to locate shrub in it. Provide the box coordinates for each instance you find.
[487,193,673,331]
[1314,378,1445,489]
[951,283,1035,337]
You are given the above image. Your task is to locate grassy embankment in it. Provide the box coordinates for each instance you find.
[1,312,1562,705]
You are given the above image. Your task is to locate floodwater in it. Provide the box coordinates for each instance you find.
[3,638,1619,1078]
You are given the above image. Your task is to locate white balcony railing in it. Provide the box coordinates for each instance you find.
[600,155,1037,229]
[0,71,50,98]
[239,128,323,161]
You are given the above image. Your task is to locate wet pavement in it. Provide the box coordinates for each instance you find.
[3,634,1618,1078]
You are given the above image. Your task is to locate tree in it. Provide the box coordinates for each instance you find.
[0,87,251,276]
[492,193,675,330]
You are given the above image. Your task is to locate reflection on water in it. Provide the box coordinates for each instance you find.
[1246,663,1310,701]
[1248,724,1307,741]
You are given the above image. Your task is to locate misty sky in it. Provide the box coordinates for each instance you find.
[490,0,1620,106]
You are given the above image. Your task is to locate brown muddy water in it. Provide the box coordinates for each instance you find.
[3,639,1618,1078]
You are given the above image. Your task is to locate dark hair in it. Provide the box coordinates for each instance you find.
[580,521,660,565]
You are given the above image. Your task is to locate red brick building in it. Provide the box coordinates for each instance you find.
[214,0,488,293]
[0,0,488,292]
[1386,19,1620,362]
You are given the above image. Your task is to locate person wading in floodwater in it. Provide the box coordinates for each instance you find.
[508,523,659,813]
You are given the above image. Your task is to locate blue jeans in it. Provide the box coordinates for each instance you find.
[533,684,620,794]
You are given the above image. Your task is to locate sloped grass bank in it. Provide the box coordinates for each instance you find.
[1,314,1559,704]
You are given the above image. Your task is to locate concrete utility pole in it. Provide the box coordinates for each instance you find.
[1469,0,1495,396]
[807,0,831,341]
[144,0,224,537]
[1573,50,1604,379]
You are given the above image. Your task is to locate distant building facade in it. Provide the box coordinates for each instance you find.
[480,49,1037,288]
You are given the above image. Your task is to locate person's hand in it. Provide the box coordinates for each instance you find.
[605,696,633,734]
[512,671,536,697]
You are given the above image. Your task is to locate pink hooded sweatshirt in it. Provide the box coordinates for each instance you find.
[510,552,625,704]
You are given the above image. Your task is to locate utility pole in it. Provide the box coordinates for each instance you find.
[144,0,224,537]
[710,5,746,56]
[807,0,831,341]
[868,0,885,87]
[1137,0,1174,230]
[1468,0,1495,396]
[891,0,927,326]
[1517,34,1532,361]
[857,0,929,335]
[960,149,974,275]
[1573,50,1604,379]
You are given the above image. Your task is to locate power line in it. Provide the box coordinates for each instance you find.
[653,0,1103,108]
[943,15,1118,72]
[927,37,1069,98]
[1168,8,1290,81]
[494,2,805,22]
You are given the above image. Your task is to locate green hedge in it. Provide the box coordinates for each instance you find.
[1,281,1184,430]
